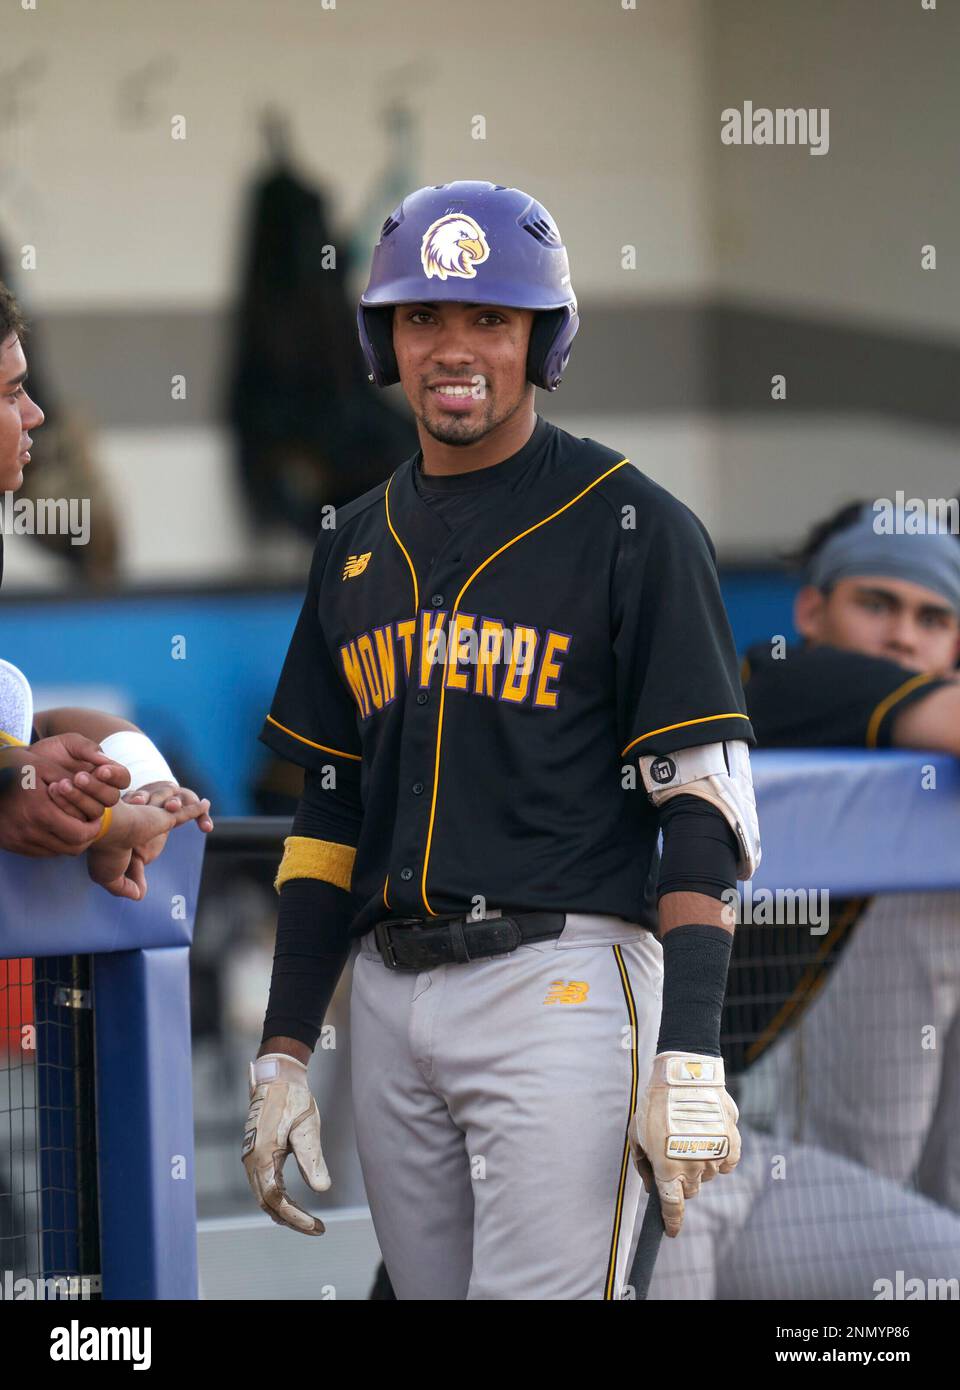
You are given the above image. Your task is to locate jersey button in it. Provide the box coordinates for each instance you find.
[430,593,444,607]
[399,867,414,882]
[412,782,424,795]
[416,692,429,706]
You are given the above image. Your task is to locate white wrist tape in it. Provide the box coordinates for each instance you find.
[99,730,176,792]
[250,1052,309,1088]
[0,658,34,746]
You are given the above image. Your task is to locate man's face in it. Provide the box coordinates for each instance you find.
[392,301,535,446]
[0,333,44,492]
[795,574,960,675]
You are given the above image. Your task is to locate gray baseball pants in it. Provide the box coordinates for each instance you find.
[350,912,663,1300]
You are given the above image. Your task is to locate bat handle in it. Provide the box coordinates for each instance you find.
[627,1186,664,1301]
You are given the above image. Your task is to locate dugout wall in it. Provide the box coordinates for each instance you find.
[0,827,205,1300]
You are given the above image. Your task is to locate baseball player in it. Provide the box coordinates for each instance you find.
[646,498,960,1298]
[0,280,214,884]
[243,181,760,1299]
[740,499,960,1209]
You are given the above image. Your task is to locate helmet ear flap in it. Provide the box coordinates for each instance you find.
[526,309,563,390]
[358,306,399,387]
[526,307,577,391]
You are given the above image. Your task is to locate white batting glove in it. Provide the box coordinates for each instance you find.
[629,1051,741,1238]
[242,1052,330,1235]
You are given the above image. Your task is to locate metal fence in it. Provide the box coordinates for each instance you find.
[0,954,101,1297]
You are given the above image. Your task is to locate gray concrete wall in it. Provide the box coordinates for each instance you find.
[0,0,955,583]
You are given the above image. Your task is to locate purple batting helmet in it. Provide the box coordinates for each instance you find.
[357,181,579,392]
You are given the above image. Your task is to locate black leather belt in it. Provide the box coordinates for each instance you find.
[372,911,566,971]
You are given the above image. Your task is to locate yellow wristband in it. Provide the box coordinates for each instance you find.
[274,835,355,893]
[92,804,113,843]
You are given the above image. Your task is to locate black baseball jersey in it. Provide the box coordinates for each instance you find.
[260,416,754,939]
[410,420,539,529]
[742,641,952,749]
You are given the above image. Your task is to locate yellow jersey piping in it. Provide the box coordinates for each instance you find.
[264,714,361,762]
[622,712,751,758]
[385,472,419,614]
[604,943,640,1300]
[865,672,939,750]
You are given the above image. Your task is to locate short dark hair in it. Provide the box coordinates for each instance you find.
[789,495,960,588]
[0,280,26,348]
[788,500,867,576]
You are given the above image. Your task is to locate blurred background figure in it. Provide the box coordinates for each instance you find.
[0,245,119,587]
[223,107,416,566]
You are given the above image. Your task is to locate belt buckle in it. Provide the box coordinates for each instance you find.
[374,917,425,970]
[374,920,400,970]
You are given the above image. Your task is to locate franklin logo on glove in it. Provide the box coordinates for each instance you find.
[630,1051,741,1240]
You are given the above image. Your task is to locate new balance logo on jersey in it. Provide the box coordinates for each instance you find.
[343,553,372,580]
[544,980,589,1005]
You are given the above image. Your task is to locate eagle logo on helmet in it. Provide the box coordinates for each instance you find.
[420,214,490,281]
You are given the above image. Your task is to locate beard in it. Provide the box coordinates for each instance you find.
[418,387,528,447]
[420,413,489,447]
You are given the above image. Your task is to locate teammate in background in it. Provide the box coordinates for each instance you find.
[645,498,960,1298]
[739,499,960,1210]
[0,281,213,897]
[743,499,960,754]
[243,182,760,1300]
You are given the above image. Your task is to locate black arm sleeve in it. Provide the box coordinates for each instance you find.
[260,878,353,1051]
[653,800,738,1058]
[260,768,361,1050]
[656,794,738,902]
[656,923,733,1058]
[291,766,363,846]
